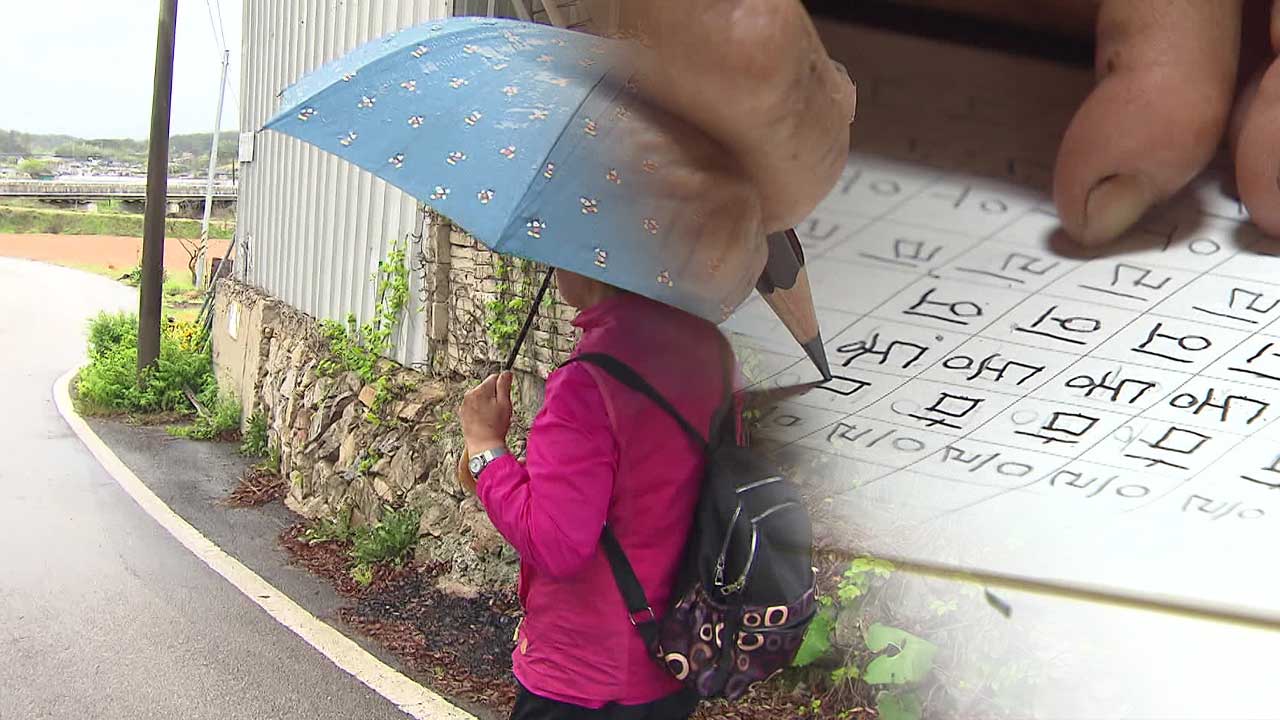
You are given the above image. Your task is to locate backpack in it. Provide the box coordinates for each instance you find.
[565,352,817,701]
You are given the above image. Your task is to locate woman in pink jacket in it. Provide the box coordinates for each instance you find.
[460,268,729,719]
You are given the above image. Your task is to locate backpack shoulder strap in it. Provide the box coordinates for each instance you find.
[564,353,707,449]
[600,526,661,651]
[561,352,707,653]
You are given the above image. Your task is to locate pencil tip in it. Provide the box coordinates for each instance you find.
[801,336,832,381]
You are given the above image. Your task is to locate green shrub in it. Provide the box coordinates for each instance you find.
[87,311,137,360]
[77,311,217,415]
[240,410,270,457]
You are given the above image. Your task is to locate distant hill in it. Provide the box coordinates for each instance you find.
[0,129,239,164]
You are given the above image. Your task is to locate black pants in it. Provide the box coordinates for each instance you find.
[510,683,698,720]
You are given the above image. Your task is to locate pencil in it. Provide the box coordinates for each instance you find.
[757,228,832,380]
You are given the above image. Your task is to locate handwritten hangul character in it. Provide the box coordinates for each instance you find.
[1131,321,1213,365]
[1014,305,1104,347]
[1063,369,1158,406]
[904,287,984,328]
[825,423,928,455]
[1123,425,1212,471]
[792,215,857,255]
[1182,495,1265,521]
[1193,286,1280,326]
[891,180,1030,235]
[750,403,844,445]
[814,374,873,398]
[858,236,944,270]
[837,332,929,371]
[813,421,937,469]
[1014,411,1099,445]
[904,392,984,431]
[1168,387,1269,426]
[1241,454,1280,491]
[941,352,1044,387]
[1227,339,1280,383]
[1075,262,1174,304]
[1047,470,1151,499]
[941,445,1034,478]
[954,250,1061,286]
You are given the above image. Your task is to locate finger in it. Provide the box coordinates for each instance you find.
[496,371,514,408]
[1053,0,1241,245]
[620,0,855,231]
[1231,2,1280,236]
[621,99,768,314]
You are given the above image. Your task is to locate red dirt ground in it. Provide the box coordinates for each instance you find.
[0,233,230,276]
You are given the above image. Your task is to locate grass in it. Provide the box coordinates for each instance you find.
[304,506,422,587]
[240,410,270,457]
[168,393,242,441]
[0,204,233,240]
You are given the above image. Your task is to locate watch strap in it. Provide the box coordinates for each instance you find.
[470,446,509,476]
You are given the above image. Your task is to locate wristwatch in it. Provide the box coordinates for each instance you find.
[468,447,509,478]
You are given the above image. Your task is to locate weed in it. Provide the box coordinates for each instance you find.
[240,410,270,457]
[264,442,282,474]
[793,557,936,720]
[348,505,420,584]
[168,393,241,441]
[349,564,374,587]
[318,239,409,424]
[303,512,354,545]
[301,505,421,587]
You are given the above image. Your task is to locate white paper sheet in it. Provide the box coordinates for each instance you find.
[725,22,1280,624]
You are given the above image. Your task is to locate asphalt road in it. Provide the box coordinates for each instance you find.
[0,258,409,720]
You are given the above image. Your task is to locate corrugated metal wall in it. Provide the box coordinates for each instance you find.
[237,0,454,366]
[237,0,601,366]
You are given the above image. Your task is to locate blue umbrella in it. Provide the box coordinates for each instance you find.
[265,15,831,379]
[265,15,766,325]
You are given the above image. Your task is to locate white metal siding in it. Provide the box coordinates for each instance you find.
[238,0,600,365]
[238,0,453,365]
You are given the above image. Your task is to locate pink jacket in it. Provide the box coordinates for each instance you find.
[476,292,729,708]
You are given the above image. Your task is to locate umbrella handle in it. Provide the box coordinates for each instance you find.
[502,267,557,372]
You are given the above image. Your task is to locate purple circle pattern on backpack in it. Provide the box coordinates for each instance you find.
[657,584,817,701]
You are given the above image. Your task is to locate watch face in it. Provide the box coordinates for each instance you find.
[469,455,485,475]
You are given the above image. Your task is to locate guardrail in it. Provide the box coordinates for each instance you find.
[0,179,237,200]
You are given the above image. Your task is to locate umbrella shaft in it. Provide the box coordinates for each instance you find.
[503,267,556,372]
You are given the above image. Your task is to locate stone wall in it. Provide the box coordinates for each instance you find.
[216,280,530,587]
[422,218,580,380]
[212,210,585,589]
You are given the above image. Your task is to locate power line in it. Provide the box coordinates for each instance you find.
[203,0,225,52]
[211,0,228,52]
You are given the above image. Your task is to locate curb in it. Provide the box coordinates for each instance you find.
[54,367,476,720]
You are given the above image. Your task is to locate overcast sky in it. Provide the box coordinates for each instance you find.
[1,0,243,138]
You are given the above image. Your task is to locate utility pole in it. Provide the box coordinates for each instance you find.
[196,47,231,289]
[138,0,179,373]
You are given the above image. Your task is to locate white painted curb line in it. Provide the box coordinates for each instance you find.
[55,368,476,720]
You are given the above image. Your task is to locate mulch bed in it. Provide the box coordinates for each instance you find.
[341,573,522,711]
[280,523,522,712]
[225,466,287,507]
[278,520,877,720]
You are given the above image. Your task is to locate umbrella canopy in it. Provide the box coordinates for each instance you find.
[265,15,764,323]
